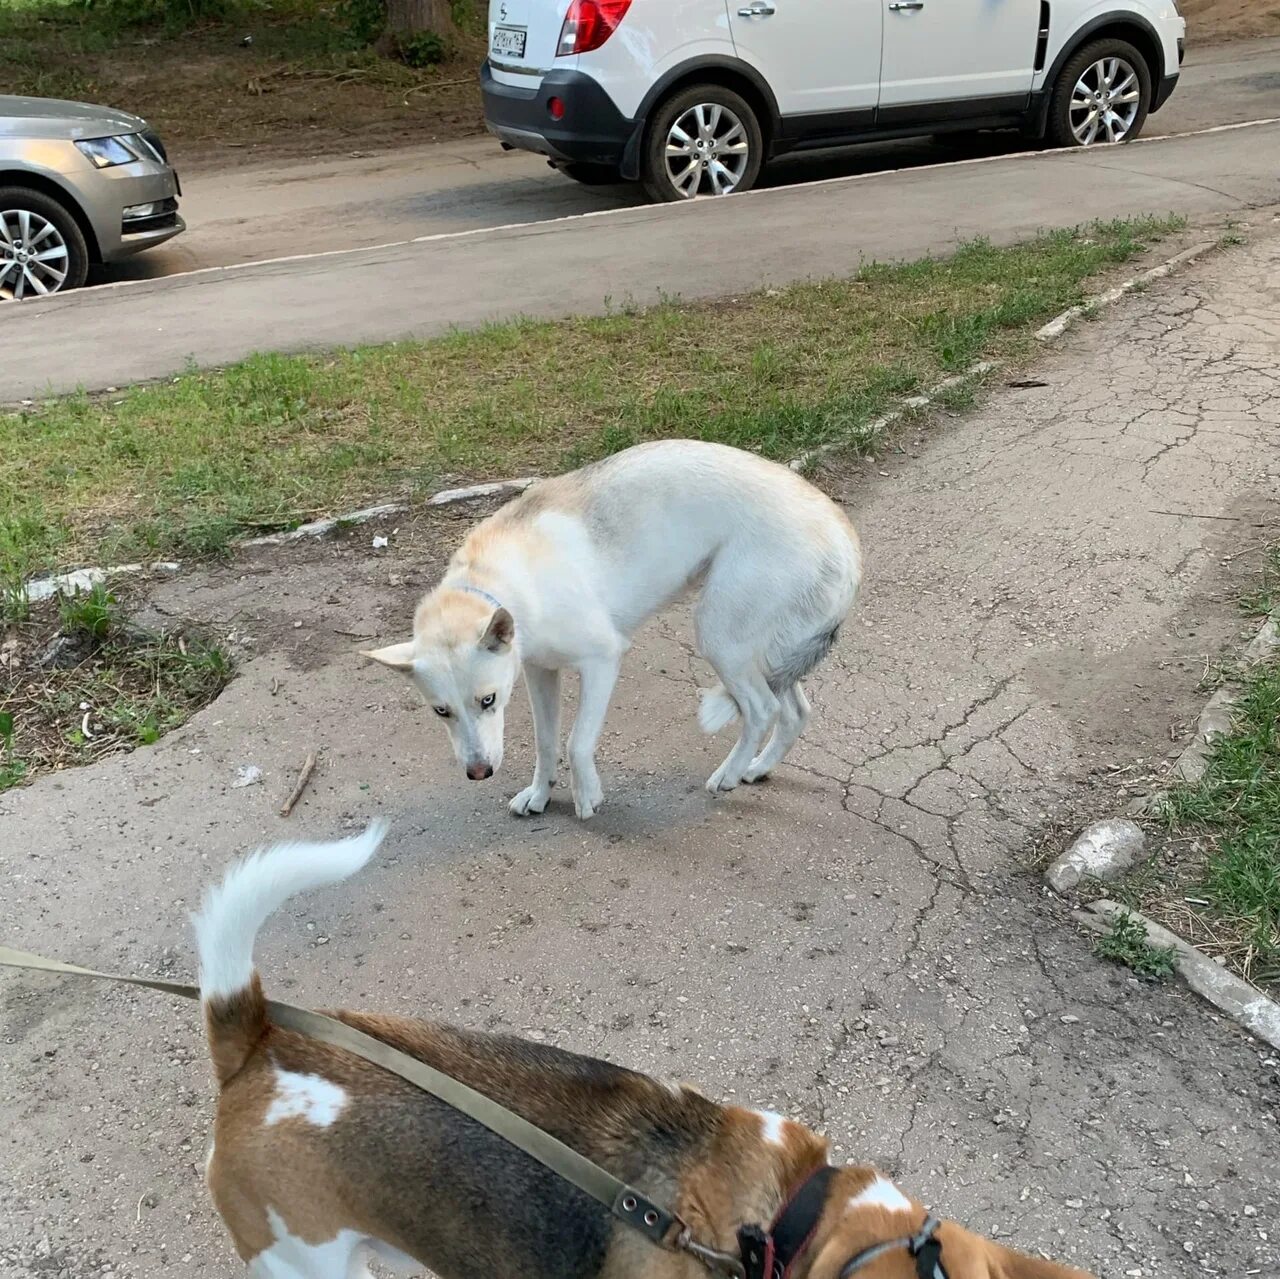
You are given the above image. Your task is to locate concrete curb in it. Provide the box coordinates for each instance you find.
[17,480,540,604]
[1129,609,1279,814]
[23,562,182,604]
[788,361,998,474]
[1034,241,1218,342]
[425,477,537,508]
[17,237,1217,603]
[1075,899,1280,1051]
[241,501,408,548]
[1062,609,1278,1050]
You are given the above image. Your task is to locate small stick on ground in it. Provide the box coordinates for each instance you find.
[280,752,317,817]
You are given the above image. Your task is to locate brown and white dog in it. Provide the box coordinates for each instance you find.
[197,825,1094,1279]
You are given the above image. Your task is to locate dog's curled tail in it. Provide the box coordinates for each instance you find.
[698,685,740,734]
[192,821,388,1084]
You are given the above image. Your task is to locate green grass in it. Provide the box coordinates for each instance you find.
[0,217,1182,580]
[1160,643,1280,983]
[57,581,116,641]
[1094,909,1178,980]
[0,709,24,788]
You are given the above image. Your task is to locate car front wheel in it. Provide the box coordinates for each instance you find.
[1047,38,1151,148]
[0,186,90,301]
[641,84,764,202]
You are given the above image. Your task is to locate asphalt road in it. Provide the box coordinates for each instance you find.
[3,117,1279,403]
[106,36,1280,281]
[3,231,1279,1278]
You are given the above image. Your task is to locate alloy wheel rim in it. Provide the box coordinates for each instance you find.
[664,102,750,198]
[0,208,70,301]
[1069,56,1141,145]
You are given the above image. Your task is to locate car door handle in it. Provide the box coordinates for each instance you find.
[888,2,924,9]
[737,2,775,14]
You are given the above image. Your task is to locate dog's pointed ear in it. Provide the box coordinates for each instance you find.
[480,607,515,653]
[361,641,417,670]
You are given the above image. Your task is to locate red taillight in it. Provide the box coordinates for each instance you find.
[547,96,565,119]
[556,0,632,56]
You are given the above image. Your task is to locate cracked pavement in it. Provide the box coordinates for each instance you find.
[3,224,1280,1278]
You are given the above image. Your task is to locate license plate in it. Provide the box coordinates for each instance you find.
[491,24,527,57]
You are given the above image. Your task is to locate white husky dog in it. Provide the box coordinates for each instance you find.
[364,440,861,819]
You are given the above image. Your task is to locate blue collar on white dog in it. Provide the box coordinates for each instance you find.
[457,583,503,612]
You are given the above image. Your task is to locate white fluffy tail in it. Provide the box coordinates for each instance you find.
[698,685,740,734]
[194,820,388,1003]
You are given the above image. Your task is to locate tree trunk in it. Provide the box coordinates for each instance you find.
[383,0,456,35]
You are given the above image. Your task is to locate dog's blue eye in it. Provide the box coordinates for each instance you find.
[433,706,451,718]
[480,694,496,710]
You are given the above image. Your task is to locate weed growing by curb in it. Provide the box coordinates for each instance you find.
[1094,910,1178,979]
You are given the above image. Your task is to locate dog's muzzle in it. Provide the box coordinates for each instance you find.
[466,762,494,780]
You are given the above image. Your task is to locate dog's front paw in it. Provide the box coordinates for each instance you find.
[705,762,741,794]
[572,775,605,819]
[509,782,553,817]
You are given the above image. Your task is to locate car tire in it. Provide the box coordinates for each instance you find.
[556,162,623,186]
[641,84,764,202]
[0,185,90,300]
[1047,38,1151,148]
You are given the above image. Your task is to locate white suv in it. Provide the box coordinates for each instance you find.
[481,0,1185,201]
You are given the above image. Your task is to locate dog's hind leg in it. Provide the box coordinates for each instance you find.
[743,683,811,783]
[703,659,779,794]
[510,663,562,817]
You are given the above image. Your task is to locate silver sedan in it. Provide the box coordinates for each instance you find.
[1,94,184,300]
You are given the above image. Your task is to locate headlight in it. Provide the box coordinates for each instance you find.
[75,135,141,169]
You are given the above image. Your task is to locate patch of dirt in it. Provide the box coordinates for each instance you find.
[2,18,487,170]
[0,583,234,792]
[1182,0,1280,44]
[117,501,489,691]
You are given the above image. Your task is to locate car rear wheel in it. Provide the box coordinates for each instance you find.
[641,85,763,202]
[1047,38,1151,148]
[0,186,89,301]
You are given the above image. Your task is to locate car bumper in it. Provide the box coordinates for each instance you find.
[480,63,636,168]
[115,210,186,259]
[87,162,185,262]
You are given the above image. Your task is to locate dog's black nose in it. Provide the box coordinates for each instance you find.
[466,763,494,780]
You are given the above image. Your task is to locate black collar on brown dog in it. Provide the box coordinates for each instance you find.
[738,1166,839,1279]
[739,1172,948,1279]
